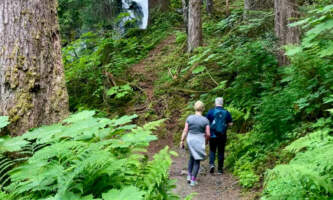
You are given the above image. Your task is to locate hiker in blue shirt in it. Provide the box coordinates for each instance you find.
[206,97,233,174]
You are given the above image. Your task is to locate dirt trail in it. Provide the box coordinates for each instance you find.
[171,148,244,200]
[131,34,246,200]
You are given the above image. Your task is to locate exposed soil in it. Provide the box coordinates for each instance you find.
[130,33,247,200]
[171,148,247,200]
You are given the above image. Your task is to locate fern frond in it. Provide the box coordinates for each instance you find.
[102,186,144,200]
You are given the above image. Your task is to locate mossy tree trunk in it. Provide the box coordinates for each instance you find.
[0,0,69,135]
[187,0,202,52]
[274,0,300,65]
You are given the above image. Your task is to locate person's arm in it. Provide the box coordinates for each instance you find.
[227,111,233,127]
[180,122,189,148]
[206,109,214,124]
[205,125,210,145]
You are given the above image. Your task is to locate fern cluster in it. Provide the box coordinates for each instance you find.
[262,110,333,199]
[0,111,179,200]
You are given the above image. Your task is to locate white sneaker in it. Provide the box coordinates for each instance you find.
[187,175,191,184]
[190,180,197,186]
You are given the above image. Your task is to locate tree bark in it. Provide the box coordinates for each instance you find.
[187,0,203,52]
[226,0,230,16]
[182,0,189,34]
[206,0,213,16]
[274,0,301,65]
[0,0,69,135]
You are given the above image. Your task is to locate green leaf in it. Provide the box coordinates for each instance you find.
[327,109,333,115]
[102,186,144,200]
[204,54,217,62]
[63,111,96,123]
[192,65,206,74]
[305,19,333,39]
[285,45,302,56]
[289,18,310,27]
[0,116,9,130]
[0,136,29,152]
[318,40,333,57]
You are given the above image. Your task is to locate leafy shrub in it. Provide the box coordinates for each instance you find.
[262,110,333,200]
[107,84,134,100]
[63,13,177,111]
[0,111,179,200]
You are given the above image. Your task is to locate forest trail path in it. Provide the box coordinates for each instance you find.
[131,34,246,200]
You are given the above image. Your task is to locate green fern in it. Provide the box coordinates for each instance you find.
[262,112,333,200]
[0,116,9,131]
[102,186,144,200]
[0,111,178,200]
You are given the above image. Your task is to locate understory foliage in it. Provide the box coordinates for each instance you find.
[63,12,179,111]
[0,111,179,200]
[150,2,333,194]
[54,0,333,198]
[262,110,333,199]
[261,4,333,199]
[58,0,122,43]
[223,4,333,190]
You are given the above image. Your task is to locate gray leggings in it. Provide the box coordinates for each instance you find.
[188,154,200,179]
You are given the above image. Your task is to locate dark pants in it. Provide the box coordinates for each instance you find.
[188,154,200,179]
[209,134,227,171]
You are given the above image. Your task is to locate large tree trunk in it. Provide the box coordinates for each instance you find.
[182,0,189,34]
[206,0,213,16]
[187,0,202,52]
[226,0,230,16]
[274,0,301,65]
[0,0,69,135]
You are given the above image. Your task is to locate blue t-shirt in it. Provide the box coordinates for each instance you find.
[206,107,232,138]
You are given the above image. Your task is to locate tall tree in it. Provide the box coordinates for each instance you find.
[187,0,203,52]
[226,0,230,16]
[274,0,301,65]
[0,0,69,135]
[206,0,213,16]
[182,0,189,34]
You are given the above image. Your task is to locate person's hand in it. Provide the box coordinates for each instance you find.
[180,141,185,149]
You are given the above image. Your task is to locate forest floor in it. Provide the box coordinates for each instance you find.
[130,33,251,200]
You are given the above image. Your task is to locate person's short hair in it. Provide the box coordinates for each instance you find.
[215,97,224,106]
[194,101,205,112]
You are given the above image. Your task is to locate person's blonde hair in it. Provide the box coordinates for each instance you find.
[194,101,205,112]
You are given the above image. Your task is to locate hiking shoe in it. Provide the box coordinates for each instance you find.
[217,170,223,175]
[190,180,197,186]
[186,175,191,184]
[209,165,215,174]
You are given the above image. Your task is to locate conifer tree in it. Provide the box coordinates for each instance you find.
[0,0,69,135]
